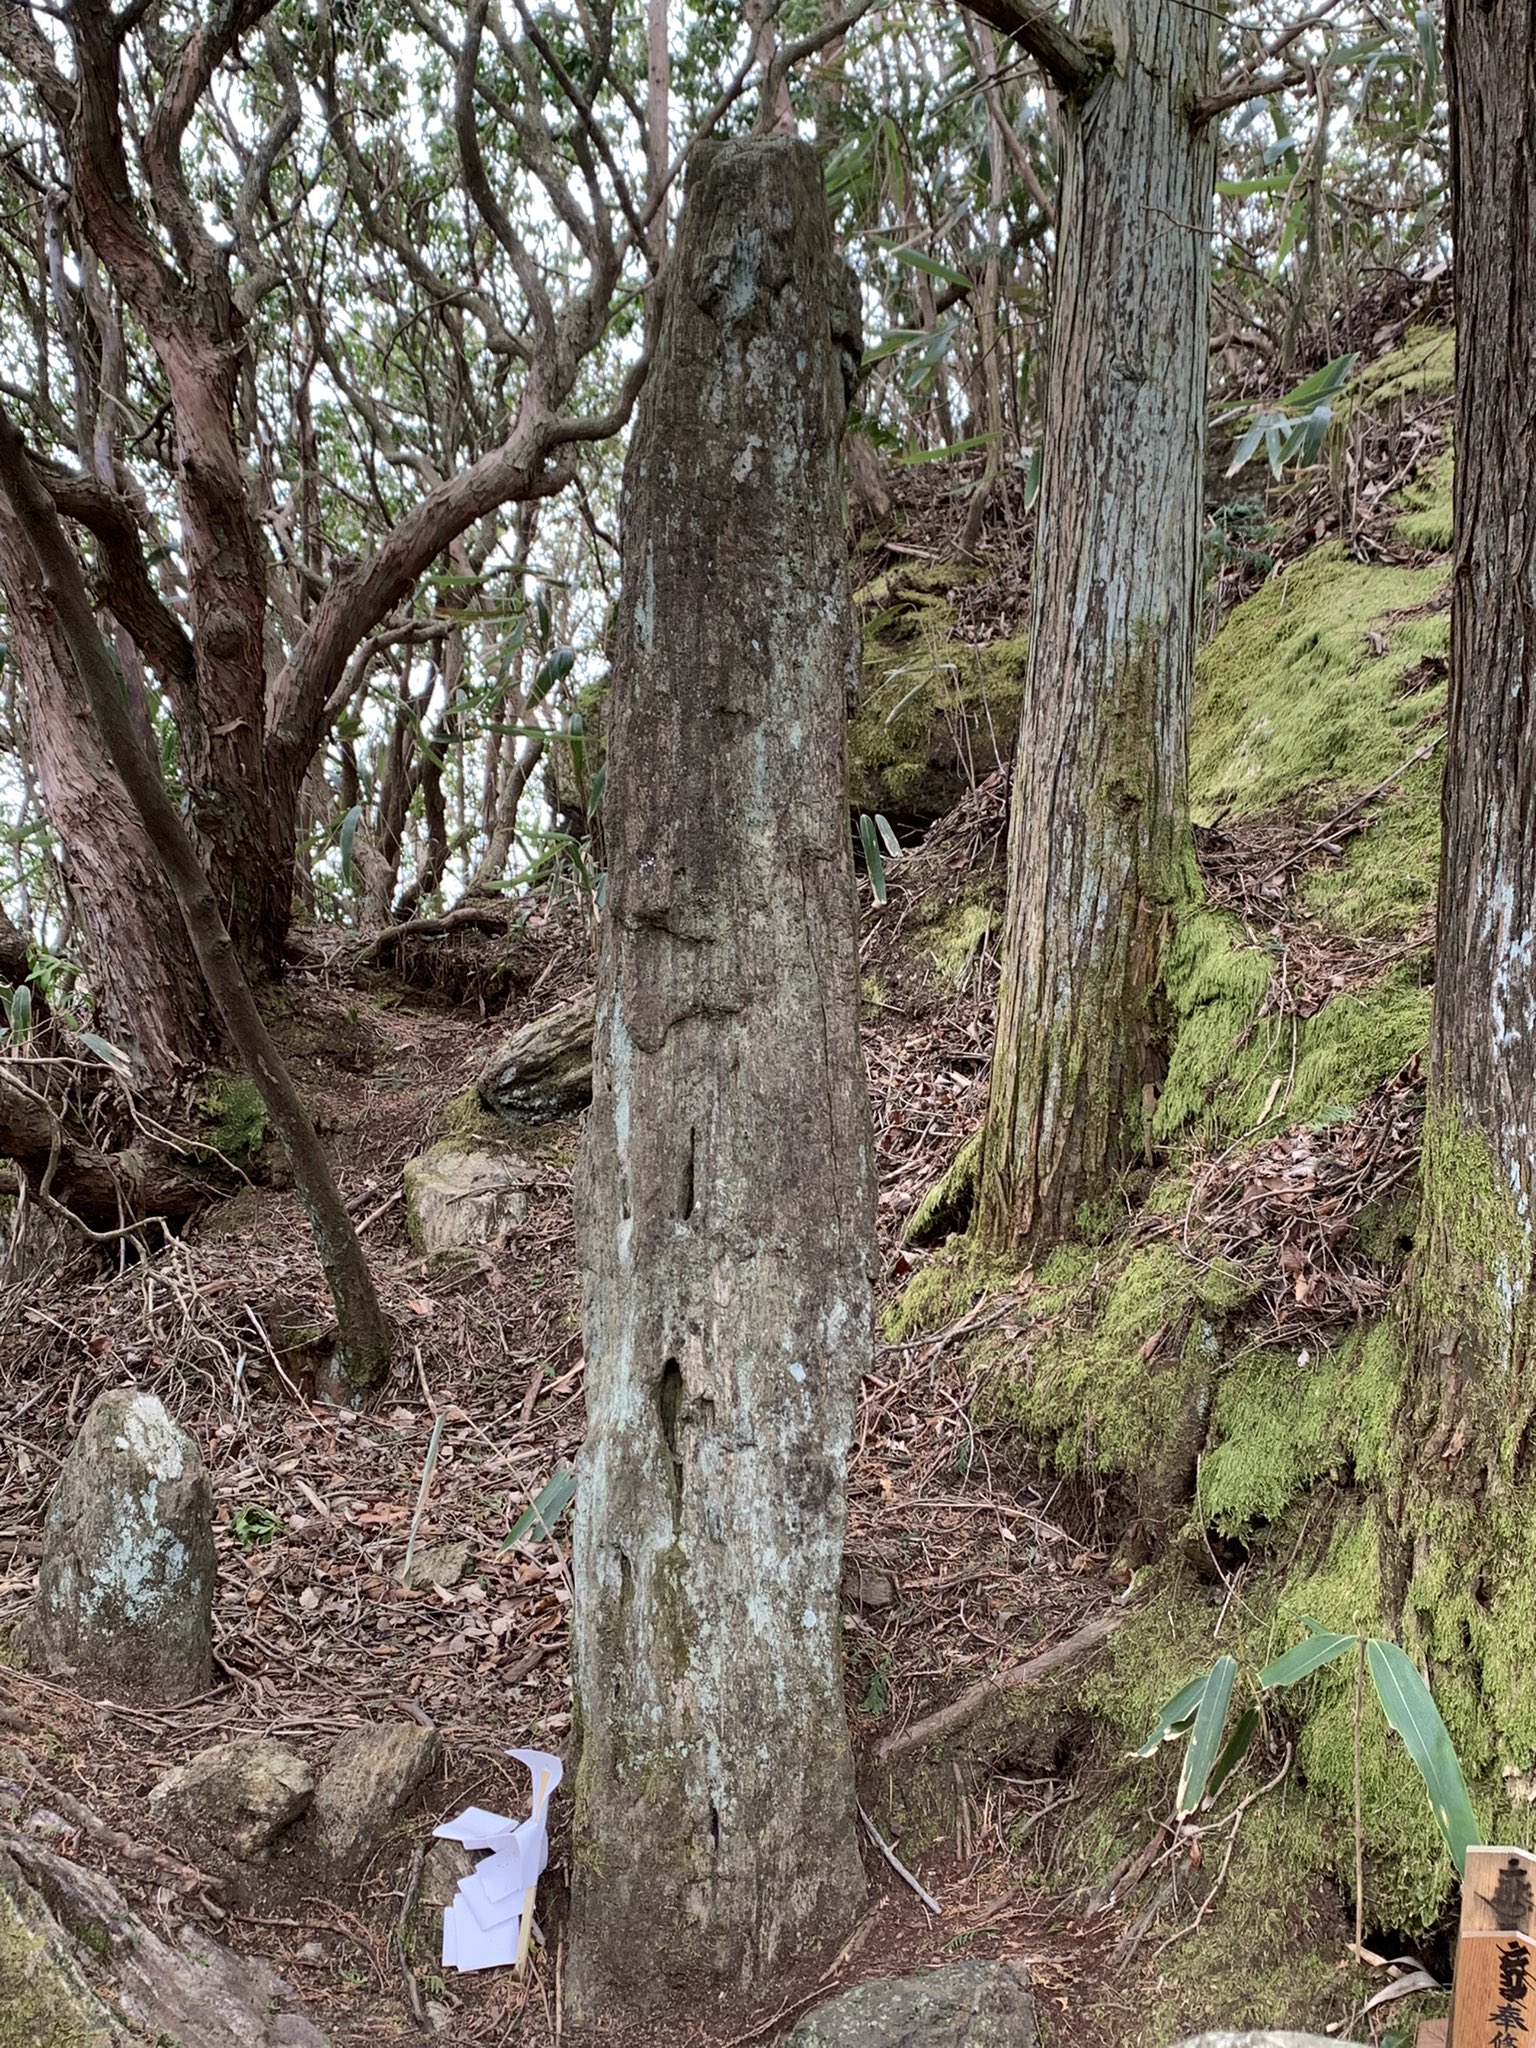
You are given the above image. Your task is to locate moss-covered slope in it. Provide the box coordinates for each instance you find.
[881,334,1493,2040]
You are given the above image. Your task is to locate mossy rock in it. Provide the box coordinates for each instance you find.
[1349,324,1454,413]
[0,1850,121,2048]
[196,1072,269,1164]
[1190,545,1448,825]
[1157,538,1450,1150]
[403,1138,541,1253]
[851,562,1026,827]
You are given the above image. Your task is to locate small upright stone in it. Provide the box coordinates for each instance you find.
[311,1723,440,1871]
[31,1388,216,1703]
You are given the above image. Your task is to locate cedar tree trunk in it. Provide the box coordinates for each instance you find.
[1405,2,1536,1474]
[569,138,872,2011]
[978,0,1216,1254]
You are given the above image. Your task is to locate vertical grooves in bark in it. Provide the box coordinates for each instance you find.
[0,494,209,1085]
[570,138,871,2012]
[1406,0,1536,1474]
[979,0,1216,1255]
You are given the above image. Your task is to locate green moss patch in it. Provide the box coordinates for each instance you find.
[1394,447,1454,552]
[197,1073,269,1161]
[851,563,1026,823]
[1350,325,1455,413]
[1190,546,1448,823]
[1157,926,1431,1150]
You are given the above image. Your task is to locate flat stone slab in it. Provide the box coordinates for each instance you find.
[399,1540,471,1591]
[787,1961,1035,2048]
[403,1141,538,1252]
[312,1722,440,1870]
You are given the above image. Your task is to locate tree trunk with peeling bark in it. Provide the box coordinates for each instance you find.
[1403,1,1536,1480]
[0,495,210,1086]
[0,411,392,1397]
[569,137,871,2012]
[978,0,1216,1255]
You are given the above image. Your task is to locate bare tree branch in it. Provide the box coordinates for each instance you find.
[956,0,1107,102]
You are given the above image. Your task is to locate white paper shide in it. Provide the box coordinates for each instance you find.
[434,1747,563,1973]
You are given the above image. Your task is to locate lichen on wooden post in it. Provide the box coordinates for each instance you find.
[569,136,872,2011]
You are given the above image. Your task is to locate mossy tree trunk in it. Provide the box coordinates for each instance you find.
[569,138,872,2013]
[978,0,1216,1255]
[1404,0,1536,1482]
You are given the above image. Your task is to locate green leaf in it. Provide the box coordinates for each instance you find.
[77,1030,133,1079]
[1022,443,1043,509]
[502,1465,577,1547]
[528,645,575,710]
[880,116,906,211]
[1133,1669,1211,1758]
[7,982,31,1042]
[895,430,999,468]
[1204,1704,1261,1807]
[1259,1628,1357,1688]
[1278,415,1312,465]
[569,710,585,784]
[1283,352,1358,407]
[1273,199,1305,275]
[887,245,972,293]
[1216,174,1291,198]
[1413,4,1439,88]
[1226,414,1271,478]
[1178,1654,1238,1817]
[339,803,363,887]
[1366,1638,1481,1873]
[859,814,888,904]
[863,328,928,366]
[874,814,902,860]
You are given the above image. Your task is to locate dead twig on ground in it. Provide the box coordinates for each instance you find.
[858,1803,942,1915]
[875,1602,1134,1764]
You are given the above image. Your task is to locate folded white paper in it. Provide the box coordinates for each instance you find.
[435,1748,564,1974]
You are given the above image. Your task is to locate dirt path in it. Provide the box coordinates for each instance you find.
[0,899,1134,2045]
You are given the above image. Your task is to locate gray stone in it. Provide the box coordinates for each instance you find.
[420,1836,476,1910]
[399,1540,471,1591]
[403,1140,537,1252]
[477,993,594,1124]
[31,1388,216,1703]
[311,1723,440,1870]
[149,1739,315,1859]
[786,1961,1036,2048]
[1166,2038,1353,2048]
[842,1561,897,1610]
[0,1834,329,2047]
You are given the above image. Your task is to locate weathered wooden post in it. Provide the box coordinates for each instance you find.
[569,136,872,2012]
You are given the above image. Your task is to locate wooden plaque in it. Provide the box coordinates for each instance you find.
[1450,1847,1536,2048]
